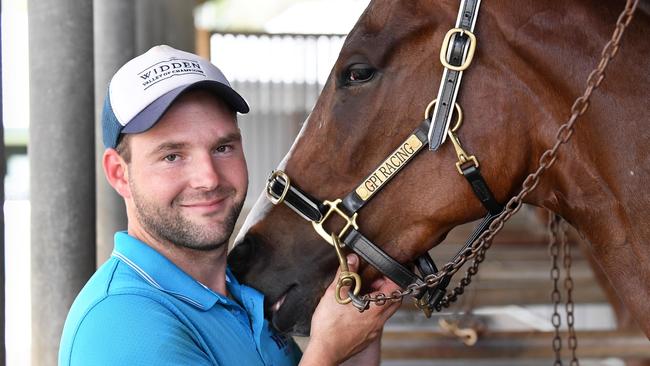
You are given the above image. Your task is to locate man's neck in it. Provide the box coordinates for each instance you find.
[127,226,229,296]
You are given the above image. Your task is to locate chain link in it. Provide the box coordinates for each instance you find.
[561,220,579,366]
[549,214,563,365]
[549,213,579,366]
[358,0,640,309]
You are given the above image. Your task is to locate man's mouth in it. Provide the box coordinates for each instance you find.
[180,197,228,213]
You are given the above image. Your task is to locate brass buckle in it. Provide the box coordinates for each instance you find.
[448,131,479,174]
[266,170,291,205]
[440,28,477,72]
[312,199,359,246]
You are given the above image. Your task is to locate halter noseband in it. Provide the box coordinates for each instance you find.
[265,0,502,316]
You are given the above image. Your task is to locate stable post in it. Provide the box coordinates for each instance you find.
[0,1,6,363]
[28,1,95,365]
[93,0,132,265]
[135,0,195,53]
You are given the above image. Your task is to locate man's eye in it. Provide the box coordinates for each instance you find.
[215,145,232,153]
[164,154,179,162]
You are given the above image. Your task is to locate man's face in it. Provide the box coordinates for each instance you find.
[125,89,248,251]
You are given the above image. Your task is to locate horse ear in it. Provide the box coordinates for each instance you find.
[103,148,131,199]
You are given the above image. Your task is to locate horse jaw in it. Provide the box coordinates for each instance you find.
[230,203,335,335]
[230,125,338,335]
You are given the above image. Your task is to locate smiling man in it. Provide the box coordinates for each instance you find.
[58,45,400,366]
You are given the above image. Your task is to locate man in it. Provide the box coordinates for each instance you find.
[59,45,400,365]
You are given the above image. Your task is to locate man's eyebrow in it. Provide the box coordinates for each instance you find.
[216,131,242,145]
[148,142,189,158]
[146,132,243,158]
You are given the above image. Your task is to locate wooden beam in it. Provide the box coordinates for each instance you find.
[195,27,211,59]
[381,330,650,360]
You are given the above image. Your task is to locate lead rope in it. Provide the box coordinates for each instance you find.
[353,0,639,311]
[438,283,482,346]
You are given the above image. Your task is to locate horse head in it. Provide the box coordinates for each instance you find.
[229,0,650,336]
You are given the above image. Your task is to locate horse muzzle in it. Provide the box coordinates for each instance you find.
[229,233,326,335]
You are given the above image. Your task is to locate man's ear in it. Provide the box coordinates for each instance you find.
[103,148,131,199]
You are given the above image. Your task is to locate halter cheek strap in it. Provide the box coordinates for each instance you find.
[428,0,482,150]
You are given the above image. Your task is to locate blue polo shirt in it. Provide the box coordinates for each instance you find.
[59,232,301,366]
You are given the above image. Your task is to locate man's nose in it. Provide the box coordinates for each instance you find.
[189,153,220,190]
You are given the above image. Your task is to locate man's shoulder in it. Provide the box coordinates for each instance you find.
[61,256,184,331]
[59,278,210,365]
[64,257,162,315]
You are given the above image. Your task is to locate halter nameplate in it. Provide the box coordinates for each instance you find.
[355,134,424,201]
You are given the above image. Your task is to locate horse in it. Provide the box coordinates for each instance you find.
[228,0,650,343]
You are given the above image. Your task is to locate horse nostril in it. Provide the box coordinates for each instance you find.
[229,235,256,274]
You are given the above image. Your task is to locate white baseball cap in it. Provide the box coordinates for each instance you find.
[102,45,249,149]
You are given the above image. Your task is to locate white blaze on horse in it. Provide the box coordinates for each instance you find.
[229,0,650,340]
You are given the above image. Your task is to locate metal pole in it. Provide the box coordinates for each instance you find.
[93,0,132,265]
[28,0,95,365]
[0,1,6,363]
[135,0,196,53]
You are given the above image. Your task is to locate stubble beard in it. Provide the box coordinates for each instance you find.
[130,182,245,252]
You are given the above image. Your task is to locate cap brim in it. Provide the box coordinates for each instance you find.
[123,80,249,134]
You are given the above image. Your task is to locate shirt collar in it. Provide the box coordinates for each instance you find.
[112,231,238,310]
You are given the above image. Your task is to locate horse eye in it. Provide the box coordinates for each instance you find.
[344,64,375,84]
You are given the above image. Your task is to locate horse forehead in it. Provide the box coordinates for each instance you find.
[359,0,424,32]
[346,0,447,54]
[362,0,397,32]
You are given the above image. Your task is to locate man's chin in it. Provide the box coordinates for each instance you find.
[170,227,232,251]
[191,239,229,252]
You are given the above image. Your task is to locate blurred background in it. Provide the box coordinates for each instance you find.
[2,0,647,365]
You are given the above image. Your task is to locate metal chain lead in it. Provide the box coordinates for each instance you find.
[358,0,640,307]
[561,220,579,365]
[550,214,579,366]
[549,214,563,365]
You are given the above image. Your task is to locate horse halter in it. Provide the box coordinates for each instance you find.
[265,0,499,316]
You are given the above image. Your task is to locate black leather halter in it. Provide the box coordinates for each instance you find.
[266,0,502,315]
[429,0,482,150]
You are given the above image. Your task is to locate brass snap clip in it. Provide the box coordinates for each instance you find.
[331,233,363,306]
[448,131,479,175]
[414,296,434,318]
